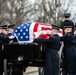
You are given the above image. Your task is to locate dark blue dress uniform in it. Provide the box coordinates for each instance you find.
[0,25,15,75]
[60,32,76,73]
[35,34,60,75]
[0,33,11,75]
[0,33,7,75]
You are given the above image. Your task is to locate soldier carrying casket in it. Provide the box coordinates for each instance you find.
[0,23,16,75]
[34,24,61,75]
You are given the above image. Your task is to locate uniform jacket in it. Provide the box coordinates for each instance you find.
[0,33,9,44]
[60,32,76,72]
[35,34,60,75]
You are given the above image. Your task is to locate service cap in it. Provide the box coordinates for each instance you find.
[64,13,70,18]
[52,24,60,30]
[62,20,74,31]
[1,25,8,30]
[8,24,15,28]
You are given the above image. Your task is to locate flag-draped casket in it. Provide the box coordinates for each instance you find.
[11,22,63,43]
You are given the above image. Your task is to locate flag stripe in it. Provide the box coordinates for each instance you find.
[39,34,51,38]
[33,22,39,32]
[41,27,52,30]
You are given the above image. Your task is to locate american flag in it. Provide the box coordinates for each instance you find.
[11,22,63,43]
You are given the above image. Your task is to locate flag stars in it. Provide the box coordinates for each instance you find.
[18,33,20,35]
[24,26,26,29]
[26,36,28,38]
[21,24,24,26]
[26,29,28,31]
[20,29,23,32]
[23,32,26,35]
[18,26,20,29]
[27,24,29,26]
[15,30,18,32]
[20,36,23,39]
[12,22,32,42]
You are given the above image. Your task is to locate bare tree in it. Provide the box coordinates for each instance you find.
[0,0,70,26]
[32,0,64,25]
[0,0,34,25]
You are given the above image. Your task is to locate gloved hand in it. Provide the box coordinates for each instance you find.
[33,32,39,39]
[9,36,15,40]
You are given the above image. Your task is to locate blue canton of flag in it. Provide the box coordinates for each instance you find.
[11,22,35,43]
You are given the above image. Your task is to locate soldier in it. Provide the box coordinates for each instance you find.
[61,13,74,33]
[61,20,76,75]
[0,24,15,75]
[0,26,8,75]
[1,24,15,36]
[34,24,61,75]
[0,27,4,75]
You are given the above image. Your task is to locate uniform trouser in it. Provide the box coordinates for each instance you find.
[44,50,59,75]
[0,50,4,75]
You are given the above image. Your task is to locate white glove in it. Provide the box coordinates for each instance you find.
[33,32,39,39]
[9,36,15,39]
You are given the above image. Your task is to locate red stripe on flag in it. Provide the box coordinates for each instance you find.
[33,22,52,39]
[33,22,39,32]
[41,27,51,30]
[39,34,51,38]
